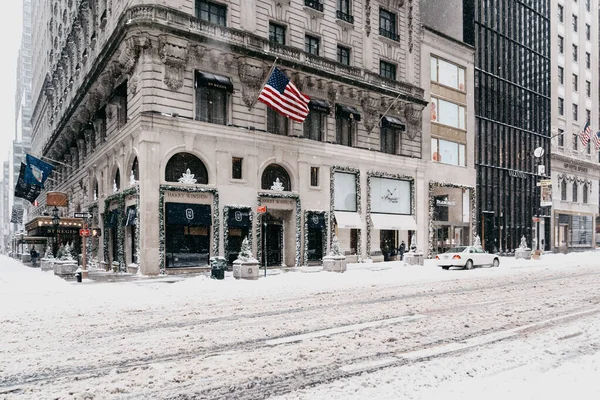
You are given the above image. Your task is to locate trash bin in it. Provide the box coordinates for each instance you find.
[75,268,83,283]
[210,256,226,280]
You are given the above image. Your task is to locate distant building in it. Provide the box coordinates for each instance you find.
[464,0,552,252]
[550,0,599,251]
[31,1,430,274]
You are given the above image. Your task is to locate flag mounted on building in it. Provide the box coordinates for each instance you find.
[24,153,54,188]
[579,119,591,147]
[14,162,42,204]
[594,131,600,150]
[10,206,24,224]
[258,67,310,123]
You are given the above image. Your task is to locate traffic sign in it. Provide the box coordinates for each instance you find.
[79,229,91,237]
[73,212,93,219]
[257,206,267,214]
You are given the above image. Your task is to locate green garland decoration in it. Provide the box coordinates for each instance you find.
[158,185,219,274]
[87,203,98,268]
[303,210,329,265]
[330,166,362,261]
[366,171,415,257]
[256,192,302,267]
[103,185,139,272]
[223,205,253,264]
[428,181,476,258]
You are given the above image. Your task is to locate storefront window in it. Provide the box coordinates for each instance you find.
[431,97,465,129]
[334,172,357,212]
[370,177,411,215]
[431,138,466,166]
[431,56,466,91]
[431,186,471,255]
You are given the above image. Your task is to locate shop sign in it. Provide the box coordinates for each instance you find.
[540,179,552,207]
[41,227,81,236]
[508,169,527,179]
[435,199,456,207]
[165,191,211,200]
[564,163,588,173]
[371,177,411,214]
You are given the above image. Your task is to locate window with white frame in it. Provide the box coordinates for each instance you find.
[431,56,466,91]
[431,97,466,129]
[431,138,466,166]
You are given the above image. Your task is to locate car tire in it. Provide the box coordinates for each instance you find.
[493,258,500,268]
[465,259,474,270]
[442,266,450,270]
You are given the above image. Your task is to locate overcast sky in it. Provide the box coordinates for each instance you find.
[0,0,23,167]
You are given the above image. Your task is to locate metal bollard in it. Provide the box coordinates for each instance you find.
[75,268,83,283]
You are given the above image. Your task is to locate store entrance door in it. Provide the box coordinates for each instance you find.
[263,215,283,266]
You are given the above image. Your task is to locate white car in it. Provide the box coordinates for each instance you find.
[436,246,500,270]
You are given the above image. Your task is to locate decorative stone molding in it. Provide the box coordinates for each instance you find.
[404,103,424,139]
[117,35,141,75]
[84,128,94,155]
[158,35,189,91]
[327,82,338,106]
[365,0,371,36]
[237,57,266,109]
[77,139,86,167]
[360,94,381,133]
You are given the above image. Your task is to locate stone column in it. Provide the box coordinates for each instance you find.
[64,154,73,178]
[70,147,79,171]
[77,139,85,169]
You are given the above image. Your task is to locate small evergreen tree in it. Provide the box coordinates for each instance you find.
[329,234,342,257]
[44,242,54,259]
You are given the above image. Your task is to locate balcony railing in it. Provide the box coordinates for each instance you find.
[304,0,324,12]
[379,28,400,42]
[336,10,354,24]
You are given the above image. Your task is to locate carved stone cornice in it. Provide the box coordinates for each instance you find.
[404,103,424,139]
[237,57,266,108]
[158,34,189,91]
[360,94,381,133]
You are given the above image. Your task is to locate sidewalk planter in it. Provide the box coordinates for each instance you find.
[322,255,347,273]
[127,263,139,274]
[515,248,532,260]
[21,254,31,263]
[40,258,55,271]
[53,260,78,277]
[404,252,424,266]
[111,261,119,273]
[233,259,260,280]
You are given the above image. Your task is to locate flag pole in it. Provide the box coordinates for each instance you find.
[249,57,279,110]
[376,91,403,128]
[28,152,70,168]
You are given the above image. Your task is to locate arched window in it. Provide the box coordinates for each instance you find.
[583,183,588,204]
[114,168,120,192]
[131,157,139,182]
[165,152,208,184]
[261,164,291,191]
[572,182,578,202]
[561,180,567,201]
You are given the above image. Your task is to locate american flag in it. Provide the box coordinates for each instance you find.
[258,67,310,123]
[594,130,600,149]
[579,119,591,147]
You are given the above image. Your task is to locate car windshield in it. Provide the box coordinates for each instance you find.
[445,246,467,253]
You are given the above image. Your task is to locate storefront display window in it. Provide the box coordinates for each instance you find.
[431,186,471,255]
[334,172,357,212]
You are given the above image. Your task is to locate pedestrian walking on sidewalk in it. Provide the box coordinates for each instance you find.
[398,241,406,261]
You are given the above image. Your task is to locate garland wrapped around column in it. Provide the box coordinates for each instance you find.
[256,192,301,267]
[366,171,415,258]
[158,185,219,274]
[303,210,329,265]
[330,166,362,260]
[87,203,98,269]
[223,205,253,264]
[428,181,476,258]
[103,185,139,272]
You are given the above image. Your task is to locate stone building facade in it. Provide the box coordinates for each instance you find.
[30,0,428,274]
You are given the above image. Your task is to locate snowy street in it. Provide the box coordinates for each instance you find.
[1,254,600,399]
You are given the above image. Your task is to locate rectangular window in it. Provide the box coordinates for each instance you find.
[337,0,354,23]
[304,0,324,12]
[558,66,564,85]
[558,4,564,22]
[379,9,399,41]
[558,97,564,116]
[586,24,591,40]
[337,45,351,65]
[196,0,227,26]
[431,56,466,91]
[431,138,466,166]
[558,35,564,53]
[232,157,243,180]
[380,60,397,80]
[310,167,319,187]
[303,110,325,141]
[586,52,591,68]
[586,0,590,11]
[573,103,578,121]
[305,35,320,55]
[336,117,353,146]
[573,74,578,92]
[572,14,578,32]
[196,87,228,125]
[334,172,357,212]
[586,80,591,97]
[573,44,578,62]
[267,108,288,135]
[586,109,591,122]
[431,97,466,129]
[587,139,591,154]
[573,133,578,151]
[380,127,397,154]
[558,128,564,147]
[269,23,286,44]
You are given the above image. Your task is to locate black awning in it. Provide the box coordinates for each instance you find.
[307,212,326,229]
[106,209,119,228]
[228,209,251,228]
[336,104,361,121]
[309,99,331,113]
[166,203,212,226]
[196,71,234,93]
[381,115,406,130]
[124,206,137,227]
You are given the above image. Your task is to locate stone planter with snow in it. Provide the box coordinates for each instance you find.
[233,259,260,280]
[322,255,347,273]
[40,258,55,271]
[515,248,531,260]
[127,264,139,274]
[404,252,424,266]
[53,260,78,277]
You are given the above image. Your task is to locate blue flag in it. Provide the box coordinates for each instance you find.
[24,154,54,188]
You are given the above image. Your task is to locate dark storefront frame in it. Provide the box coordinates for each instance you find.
[304,211,328,264]
[223,206,253,265]
[465,0,551,252]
